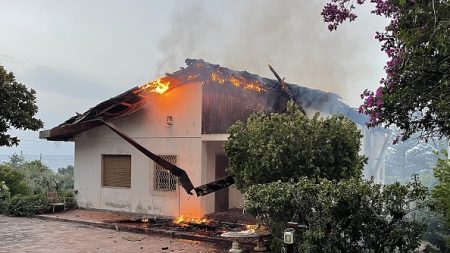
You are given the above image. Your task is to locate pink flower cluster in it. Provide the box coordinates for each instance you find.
[321,0,358,31]
[322,0,402,128]
[359,88,383,127]
[371,0,398,16]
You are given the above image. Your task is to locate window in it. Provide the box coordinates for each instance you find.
[102,155,131,188]
[153,155,177,191]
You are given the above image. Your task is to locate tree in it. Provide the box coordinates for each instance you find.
[57,165,74,190]
[225,104,428,251]
[21,160,61,193]
[2,155,74,194]
[429,150,450,249]
[0,164,30,196]
[432,150,450,227]
[322,0,450,141]
[0,65,43,146]
[225,101,366,190]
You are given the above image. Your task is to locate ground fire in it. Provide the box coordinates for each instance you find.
[173,215,209,227]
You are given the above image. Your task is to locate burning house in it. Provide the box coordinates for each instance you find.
[40,59,388,218]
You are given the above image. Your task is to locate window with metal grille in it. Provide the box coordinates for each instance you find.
[102,155,131,188]
[153,155,177,191]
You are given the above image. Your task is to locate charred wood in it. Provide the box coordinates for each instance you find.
[268,64,306,115]
[194,176,235,196]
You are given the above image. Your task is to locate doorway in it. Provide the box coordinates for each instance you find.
[214,154,229,212]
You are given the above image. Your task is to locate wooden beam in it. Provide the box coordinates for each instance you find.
[268,64,306,115]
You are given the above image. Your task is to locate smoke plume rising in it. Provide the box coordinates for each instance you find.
[157,0,386,107]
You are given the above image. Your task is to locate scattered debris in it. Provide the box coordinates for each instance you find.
[123,236,144,242]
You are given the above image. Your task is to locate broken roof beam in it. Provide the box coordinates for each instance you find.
[268,64,306,115]
[100,120,196,195]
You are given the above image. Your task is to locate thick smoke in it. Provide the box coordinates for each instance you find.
[157,0,386,107]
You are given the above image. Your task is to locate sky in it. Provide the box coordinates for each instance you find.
[0,0,388,160]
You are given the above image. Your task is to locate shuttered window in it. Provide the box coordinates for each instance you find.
[153,155,177,191]
[102,155,131,188]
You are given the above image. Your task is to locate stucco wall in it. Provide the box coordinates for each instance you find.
[74,82,204,217]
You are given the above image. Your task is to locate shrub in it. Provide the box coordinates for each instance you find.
[244,177,427,253]
[59,190,77,210]
[0,181,10,214]
[0,164,30,196]
[430,150,450,250]
[432,150,450,227]
[225,101,366,191]
[6,194,49,217]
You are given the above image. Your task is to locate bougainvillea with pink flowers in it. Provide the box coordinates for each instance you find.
[322,0,449,142]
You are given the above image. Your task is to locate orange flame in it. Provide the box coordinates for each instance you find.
[244,82,264,92]
[173,215,209,226]
[211,72,225,84]
[210,70,265,92]
[245,224,268,233]
[229,76,241,87]
[136,77,170,94]
[245,224,257,233]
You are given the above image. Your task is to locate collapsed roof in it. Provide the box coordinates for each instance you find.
[40,59,367,141]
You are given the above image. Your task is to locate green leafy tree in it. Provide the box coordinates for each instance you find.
[0,180,11,214]
[244,177,427,253]
[5,153,29,170]
[2,155,74,194]
[0,164,30,196]
[225,101,366,190]
[0,181,10,199]
[225,105,429,252]
[432,150,450,227]
[0,65,43,146]
[57,165,74,190]
[21,160,66,194]
[322,1,450,141]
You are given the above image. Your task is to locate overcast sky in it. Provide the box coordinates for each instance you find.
[0,0,388,158]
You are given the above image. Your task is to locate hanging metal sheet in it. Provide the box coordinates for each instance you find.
[101,120,196,195]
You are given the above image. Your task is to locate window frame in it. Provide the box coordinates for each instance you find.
[152,154,178,192]
[101,154,132,189]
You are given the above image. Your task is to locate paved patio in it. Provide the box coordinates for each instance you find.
[0,215,228,253]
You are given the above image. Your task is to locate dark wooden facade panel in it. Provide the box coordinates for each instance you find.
[201,81,289,134]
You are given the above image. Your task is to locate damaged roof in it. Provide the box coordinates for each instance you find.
[40,58,367,141]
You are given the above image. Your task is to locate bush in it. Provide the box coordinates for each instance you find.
[0,164,30,196]
[0,181,10,214]
[225,101,366,191]
[432,150,450,227]
[6,194,49,217]
[59,190,77,210]
[244,177,427,253]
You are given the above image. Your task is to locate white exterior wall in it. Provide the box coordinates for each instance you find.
[74,82,204,217]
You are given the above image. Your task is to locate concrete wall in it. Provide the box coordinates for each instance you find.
[74,82,204,217]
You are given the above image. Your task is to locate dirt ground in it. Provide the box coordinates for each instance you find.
[42,208,257,225]
[0,215,228,253]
